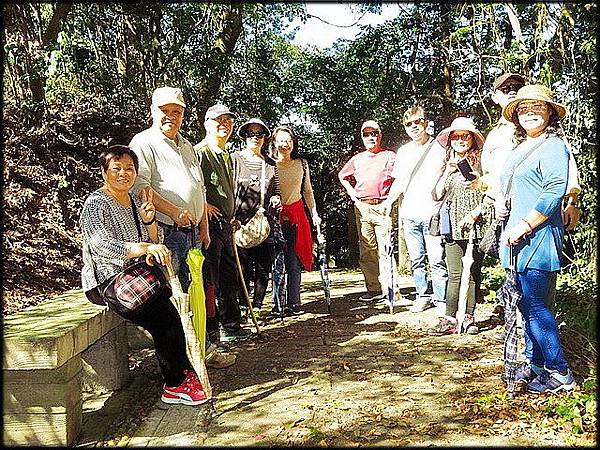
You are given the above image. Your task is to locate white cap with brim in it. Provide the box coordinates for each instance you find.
[361,120,381,132]
[436,116,485,149]
[152,86,186,108]
[205,103,236,121]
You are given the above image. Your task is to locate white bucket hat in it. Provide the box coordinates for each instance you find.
[436,117,485,149]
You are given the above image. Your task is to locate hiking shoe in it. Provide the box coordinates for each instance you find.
[527,369,576,394]
[264,308,283,320]
[206,350,236,369]
[461,314,479,334]
[359,291,385,302]
[428,317,457,336]
[284,304,304,316]
[221,326,253,342]
[410,297,434,313]
[162,374,208,406]
[515,363,542,384]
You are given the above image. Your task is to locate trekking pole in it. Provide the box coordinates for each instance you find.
[231,230,261,335]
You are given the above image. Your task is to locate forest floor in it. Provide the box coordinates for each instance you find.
[74,270,596,447]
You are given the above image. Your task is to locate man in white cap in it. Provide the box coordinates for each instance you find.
[194,104,251,344]
[130,88,235,370]
[130,86,209,287]
[382,106,448,314]
[338,120,402,303]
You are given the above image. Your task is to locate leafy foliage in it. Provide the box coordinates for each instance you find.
[2,2,596,316]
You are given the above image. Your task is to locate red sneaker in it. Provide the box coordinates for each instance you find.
[162,372,208,406]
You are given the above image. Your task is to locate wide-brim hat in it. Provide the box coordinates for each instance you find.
[435,116,485,149]
[237,118,271,139]
[503,84,567,122]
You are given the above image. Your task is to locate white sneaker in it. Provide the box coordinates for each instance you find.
[379,295,412,307]
[409,297,433,313]
[435,302,447,317]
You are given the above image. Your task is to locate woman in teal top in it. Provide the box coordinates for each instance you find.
[497,84,574,394]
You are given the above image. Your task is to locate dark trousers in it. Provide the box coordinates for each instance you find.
[203,219,241,342]
[86,287,190,388]
[238,240,274,309]
[282,222,303,307]
[445,239,483,317]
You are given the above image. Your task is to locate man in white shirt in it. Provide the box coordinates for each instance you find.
[130,86,210,290]
[383,106,448,314]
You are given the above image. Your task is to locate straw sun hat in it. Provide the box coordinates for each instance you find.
[435,116,485,149]
[503,84,567,122]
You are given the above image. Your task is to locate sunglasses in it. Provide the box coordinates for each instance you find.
[450,132,472,142]
[362,130,380,138]
[245,131,265,138]
[499,83,524,94]
[516,103,548,115]
[404,118,424,128]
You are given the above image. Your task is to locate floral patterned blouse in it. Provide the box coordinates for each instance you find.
[443,166,490,241]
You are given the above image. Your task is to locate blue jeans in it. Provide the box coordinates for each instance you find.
[402,218,447,304]
[162,224,199,293]
[517,269,568,373]
[522,271,558,362]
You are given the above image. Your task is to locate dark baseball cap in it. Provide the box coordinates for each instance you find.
[204,103,236,121]
[493,73,526,91]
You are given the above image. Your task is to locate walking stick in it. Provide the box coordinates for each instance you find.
[457,228,475,333]
[231,230,261,335]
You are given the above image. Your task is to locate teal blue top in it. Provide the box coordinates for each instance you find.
[499,134,569,273]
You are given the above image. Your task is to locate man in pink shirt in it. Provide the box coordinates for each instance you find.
[339,120,402,303]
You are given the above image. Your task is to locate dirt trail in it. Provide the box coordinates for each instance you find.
[76,270,585,447]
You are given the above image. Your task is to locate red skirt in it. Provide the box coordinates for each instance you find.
[281,199,313,271]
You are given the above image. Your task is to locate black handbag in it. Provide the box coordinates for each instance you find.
[100,195,167,315]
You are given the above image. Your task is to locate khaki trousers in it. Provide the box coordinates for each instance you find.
[354,202,398,294]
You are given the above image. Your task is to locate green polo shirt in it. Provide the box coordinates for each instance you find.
[194,139,235,220]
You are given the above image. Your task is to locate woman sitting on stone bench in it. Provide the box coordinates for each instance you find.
[80,144,208,406]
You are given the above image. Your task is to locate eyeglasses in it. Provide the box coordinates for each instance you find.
[362,131,380,138]
[404,118,424,128]
[245,131,265,138]
[516,103,548,115]
[450,133,472,142]
[499,83,524,94]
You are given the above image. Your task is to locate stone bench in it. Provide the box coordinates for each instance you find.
[3,289,129,446]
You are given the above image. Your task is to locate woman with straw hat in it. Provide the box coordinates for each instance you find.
[497,84,575,394]
[428,116,488,336]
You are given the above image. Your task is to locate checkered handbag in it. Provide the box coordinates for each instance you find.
[101,257,167,314]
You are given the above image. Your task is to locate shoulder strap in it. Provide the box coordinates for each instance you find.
[403,139,436,193]
[260,159,266,207]
[300,158,307,197]
[128,194,143,240]
[503,136,548,198]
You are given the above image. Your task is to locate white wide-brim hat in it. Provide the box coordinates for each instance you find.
[435,116,485,149]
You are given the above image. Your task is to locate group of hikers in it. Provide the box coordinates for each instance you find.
[79,72,581,406]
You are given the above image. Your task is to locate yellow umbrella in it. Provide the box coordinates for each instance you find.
[164,258,212,399]
[186,247,207,358]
